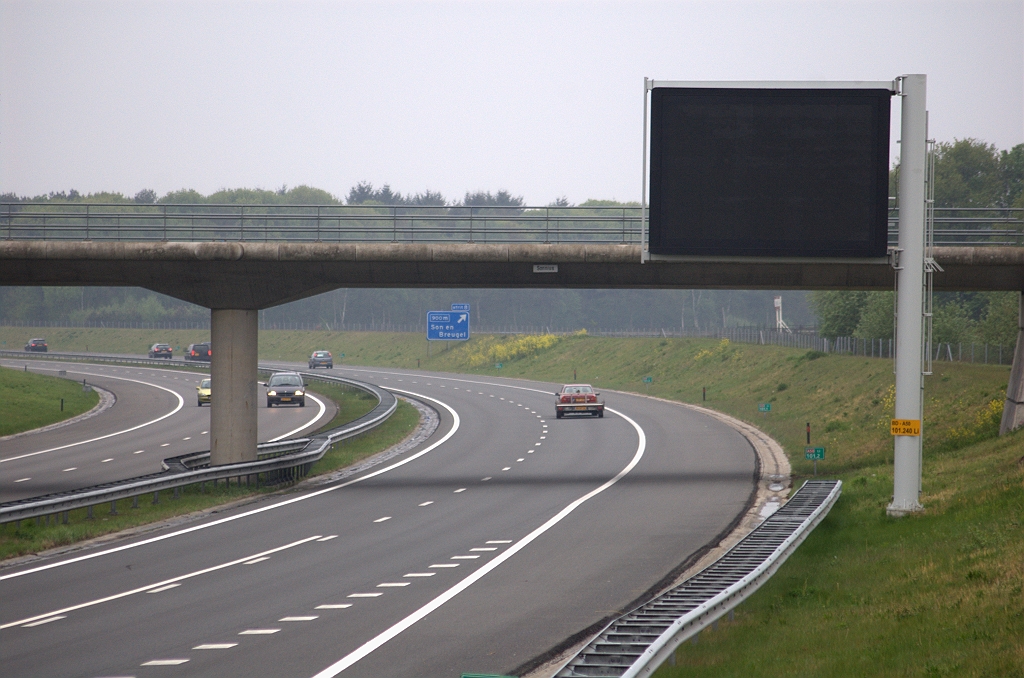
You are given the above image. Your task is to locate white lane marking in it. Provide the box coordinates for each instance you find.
[481,477,491,481]
[308,406,646,678]
[1,536,322,629]
[373,516,391,523]
[453,488,466,493]
[535,442,542,446]
[404,573,434,577]
[450,555,479,560]
[14,478,30,483]
[0,371,186,464]
[22,615,65,627]
[62,467,77,472]
[147,584,181,594]
[418,501,433,507]
[527,451,533,454]
[347,593,382,598]
[182,437,191,441]
[201,430,208,434]
[540,420,546,423]
[501,467,511,471]
[486,540,512,544]
[516,459,524,462]
[240,629,280,635]
[267,393,328,442]
[469,547,496,552]
[317,535,338,542]
[429,564,458,568]
[316,604,352,609]
[142,659,189,666]
[1,392,459,583]
[160,444,170,447]
[133,450,144,454]
[194,643,237,649]
[376,583,409,587]
[280,616,318,621]
[244,557,270,565]
[101,458,113,463]
[540,436,546,439]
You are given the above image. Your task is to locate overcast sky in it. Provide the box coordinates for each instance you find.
[1,0,1021,205]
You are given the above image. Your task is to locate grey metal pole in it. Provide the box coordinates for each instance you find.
[641,77,650,263]
[888,74,927,517]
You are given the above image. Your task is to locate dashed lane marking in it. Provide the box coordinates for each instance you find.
[239,629,280,635]
[469,548,497,552]
[486,540,512,544]
[376,583,409,588]
[404,573,435,577]
[280,616,318,621]
[450,555,479,560]
[141,660,189,666]
[429,564,458,568]
[22,616,65,627]
[62,467,77,472]
[418,501,434,506]
[194,644,237,650]
[481,477,492,481]
[316,604,352,609]
[516,459,524,462]
[317,535,338,542]
[373,516,391,523]
[101,458,113,463]
[502,467,511,471]
[133,450,144,454]
[453,488,466,493]
[347,593,383,598]
[14,478,29,483]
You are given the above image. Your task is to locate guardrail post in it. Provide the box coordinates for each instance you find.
[152,491,159,505]
[86,505,93,520]
[109,501,117,515]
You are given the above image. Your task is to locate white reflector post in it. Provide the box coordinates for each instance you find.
[889,74,927,516]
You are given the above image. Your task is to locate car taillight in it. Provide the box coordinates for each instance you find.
[587,395,596,402]
[560,395,570,403]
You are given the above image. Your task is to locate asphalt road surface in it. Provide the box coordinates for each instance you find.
[0,359,335,502]
[1,362,756,678]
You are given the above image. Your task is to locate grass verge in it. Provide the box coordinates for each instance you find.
[0,366,99,436]
[0,398,420,562]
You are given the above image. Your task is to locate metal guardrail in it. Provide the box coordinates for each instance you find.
[1,203,1020,246]
[0,353,398,524]
[556,479,842,677]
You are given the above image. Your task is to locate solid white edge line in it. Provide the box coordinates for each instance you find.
[309,406,646,677]
[0,390,459,584]
[0,369,187,463]
[1,536,322,629]
[268,393,328,442]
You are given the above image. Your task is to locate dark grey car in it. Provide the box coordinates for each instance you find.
[266,372,306,407]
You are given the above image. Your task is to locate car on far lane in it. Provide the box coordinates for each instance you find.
[196,378,211,406]
[185,342,211,361]
[308,350,333,369]
[149,343,173,359]
[266,372,306,408]
[555,383,604,418]
[24,338,48,352]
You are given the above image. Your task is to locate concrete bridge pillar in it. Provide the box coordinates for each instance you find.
[210,309,259,465]
[1000,292,1024,436]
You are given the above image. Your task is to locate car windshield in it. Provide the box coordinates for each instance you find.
[314,352,328,357]
[269,375,302,386]
[563,386,593,394]
[155,344,169,349]
[200,379,211,388]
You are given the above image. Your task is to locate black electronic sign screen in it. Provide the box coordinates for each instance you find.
[648,87,892,258]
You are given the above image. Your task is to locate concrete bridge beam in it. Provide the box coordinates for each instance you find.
[1000,292,1024,436]
[210,309,259,465]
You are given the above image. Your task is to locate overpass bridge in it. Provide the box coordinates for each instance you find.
[2,203,1022,464]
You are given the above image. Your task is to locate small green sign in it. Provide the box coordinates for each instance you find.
[643,376,653,383]
[495,363,503,369]
[339,353,345,358]
[804,446,825,460]
[758,403,771,412]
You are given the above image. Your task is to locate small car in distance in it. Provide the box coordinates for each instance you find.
[185,342,212,361]
[308,350,333,369]
[24,338,48,352]
[149,343,173,359]
[266,372,305,407]
[196,378,211,406]
[555,384,604,418]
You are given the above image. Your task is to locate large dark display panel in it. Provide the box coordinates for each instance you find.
[648,87,892,258]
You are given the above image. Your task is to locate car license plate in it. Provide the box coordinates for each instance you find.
[575,406,588,411]
[281,397,291,401]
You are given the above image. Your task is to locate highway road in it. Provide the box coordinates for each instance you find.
[1,362,758,678]
[0,359,335,503]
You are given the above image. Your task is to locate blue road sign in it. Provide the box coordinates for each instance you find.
[427,311,470,341]
[451,303,471,312]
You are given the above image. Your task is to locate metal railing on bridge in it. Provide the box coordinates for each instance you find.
[1,203,1021,246]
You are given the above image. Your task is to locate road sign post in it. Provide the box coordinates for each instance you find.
[805,446,825,475]
[758,403,771,415]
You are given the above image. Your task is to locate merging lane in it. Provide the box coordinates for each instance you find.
[1,362,756,678]
[0,359,335,502]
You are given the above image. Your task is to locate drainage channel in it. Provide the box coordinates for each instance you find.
[556,479,842,677]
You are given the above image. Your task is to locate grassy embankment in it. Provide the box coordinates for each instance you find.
[0,378,419,561]
[3,327,1022,673]
[0,367,99,436]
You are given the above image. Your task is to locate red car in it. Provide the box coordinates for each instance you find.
[555,384,604,418]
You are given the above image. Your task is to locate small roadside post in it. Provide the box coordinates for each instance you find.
[758,402,771,416]
[643,375,652,392]
[805,446,825,475]
[702,386,706,402]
